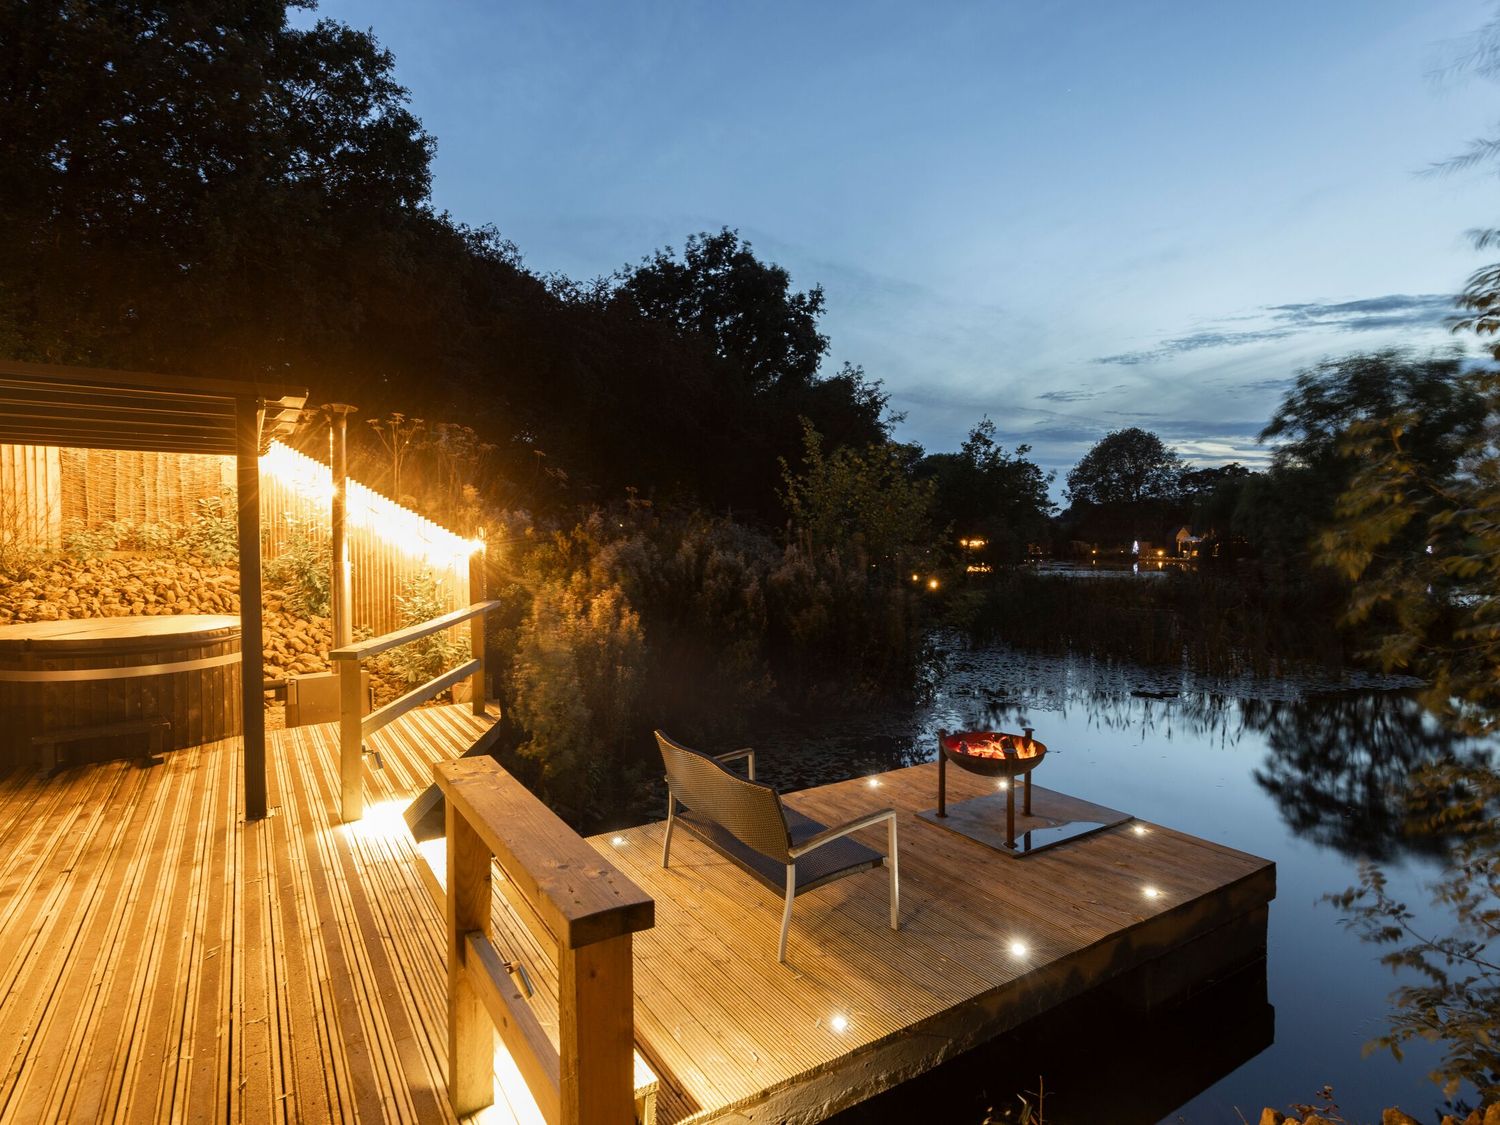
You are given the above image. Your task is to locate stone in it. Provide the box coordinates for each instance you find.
[1259,1111,1286,1125]
[1382,1107,1423,1124]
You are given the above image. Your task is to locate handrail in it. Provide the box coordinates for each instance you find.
[330,598,500,663]
[335,586,499,822]
[435,757,654,1124]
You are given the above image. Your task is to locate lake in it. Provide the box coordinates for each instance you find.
[733,638,1494,1124]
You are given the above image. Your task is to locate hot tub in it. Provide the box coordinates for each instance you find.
[0,614,242,769]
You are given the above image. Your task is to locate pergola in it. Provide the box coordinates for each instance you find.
[0,359,308,819]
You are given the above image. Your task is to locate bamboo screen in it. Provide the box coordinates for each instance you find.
[0,441,472,635]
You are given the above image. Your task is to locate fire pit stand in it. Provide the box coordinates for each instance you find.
[936,727,1046,851]
[921,727,1132,857]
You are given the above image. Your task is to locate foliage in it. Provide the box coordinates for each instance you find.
[1326,762,1500,1105]
[1253,350,1482,570]
[614,228,828,396]
[509,573,648,825]
[0,1,433,372]
[1064,427,1185,507]
[183,496,238,565]
[916,419,1055,562]
[1316,368,1500,734]
[0,491,47,579]
[385,570,465,686]
[948,567,1350,678]
[264,516,331,618]
[1315,359,1500,1106]
[779,419,935,567]
[61,519,121,561]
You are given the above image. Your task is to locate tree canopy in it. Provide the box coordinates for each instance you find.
[1064,427,1184,508]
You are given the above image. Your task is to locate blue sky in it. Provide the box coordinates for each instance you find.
[299,0,1498,482]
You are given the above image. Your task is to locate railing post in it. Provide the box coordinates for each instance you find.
[560,933,635,1125]
[468,544,487,717]
[338,656,364,822]
[447,799,495,1116]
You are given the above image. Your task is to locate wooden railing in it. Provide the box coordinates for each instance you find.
[330,598,500,822]
[435,757,655,1124]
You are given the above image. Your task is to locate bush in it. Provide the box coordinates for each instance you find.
[264,515,331,617]
[385,569,465,686]
[183,495,238,564]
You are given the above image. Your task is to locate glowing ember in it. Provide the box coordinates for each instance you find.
[942,732,1042,760]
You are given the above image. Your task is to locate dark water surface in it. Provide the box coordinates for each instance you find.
[729,639,1495,1124]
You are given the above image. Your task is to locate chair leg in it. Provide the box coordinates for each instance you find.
[887,817,900,931]
[778,865,796,964]
[661,803,676,868]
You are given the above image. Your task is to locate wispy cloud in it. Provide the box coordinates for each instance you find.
[1266,293,1457,331]
[1094,328,1297,366]
[1091,293,1457,367]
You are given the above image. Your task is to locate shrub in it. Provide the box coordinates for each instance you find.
[264,515,331,617]
[181,495,238,564]
[61,518,120,560]
[386,569,465,686]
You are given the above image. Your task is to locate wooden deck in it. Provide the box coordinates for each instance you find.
[2,711,1275,1125]
[0,703,499,1125]
[579,763,1275,1124]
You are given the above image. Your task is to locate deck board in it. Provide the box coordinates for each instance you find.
[0,703,499,1125]
[585,762,1275,1124]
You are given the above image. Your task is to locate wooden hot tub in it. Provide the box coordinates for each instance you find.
[0,615,242,769]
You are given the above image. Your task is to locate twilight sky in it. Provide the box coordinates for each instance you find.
[299,0,1498,482]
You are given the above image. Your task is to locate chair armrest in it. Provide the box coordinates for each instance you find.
[714,747,756,780]
[789,808,896,858]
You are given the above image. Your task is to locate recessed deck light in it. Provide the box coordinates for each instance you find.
[1132,824,1148,836]
[611,835,626,847]
[1143,886,1160,899]
[829,1014,849,1033]
[867,778,881,788]
[1009,941,1028,957]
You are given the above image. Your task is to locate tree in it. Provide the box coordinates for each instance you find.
[0,1,437,375]
[779,419,934,566]
[613,228,828,395]
[916,418,1054,561]
[1064,428,1184,507]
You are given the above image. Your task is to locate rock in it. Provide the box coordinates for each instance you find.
[1486,1106,1500,1125]
[1384,1112,1423,1125]
[1259,1111,1287,1125]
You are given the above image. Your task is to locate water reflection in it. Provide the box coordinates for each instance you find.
[829,959,1274,1125]
[1243,693,1487,861]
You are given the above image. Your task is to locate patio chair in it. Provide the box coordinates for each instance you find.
[655,730,899,963]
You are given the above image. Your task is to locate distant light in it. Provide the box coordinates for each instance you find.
[958,538,969,548]
[911,573,920,583]
[927,577,940,591]
[1156,549,1164,557]
[611,835,626,847]
[1009,941,1027,957]
[1143,886,1160,899]
[829,1014,849,1033]
[867,778,881,789]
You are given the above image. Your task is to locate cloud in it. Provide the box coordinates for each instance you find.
[1035,387,1107,402]
[1094,328,1297,366]
[1267,293,1457,331]
[1090,293,1458,367]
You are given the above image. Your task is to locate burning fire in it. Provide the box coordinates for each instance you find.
[942,732,1041,760]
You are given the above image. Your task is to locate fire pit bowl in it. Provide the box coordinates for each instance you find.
[937,727,1048,850]
[939,729,1047,778]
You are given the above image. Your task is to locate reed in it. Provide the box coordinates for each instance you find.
[949,567,1352,677]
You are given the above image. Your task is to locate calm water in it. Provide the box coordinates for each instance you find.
[732,639,1495,1125]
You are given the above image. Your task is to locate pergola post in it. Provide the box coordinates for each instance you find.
[324,404,357,649]
[236,397,268,821]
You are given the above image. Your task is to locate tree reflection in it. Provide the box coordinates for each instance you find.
[1245,693,1488,861]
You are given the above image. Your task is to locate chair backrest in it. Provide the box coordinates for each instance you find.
[655,730,791,863]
